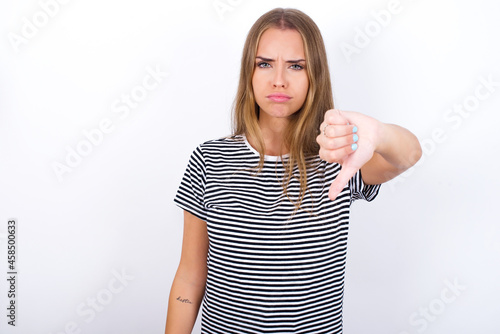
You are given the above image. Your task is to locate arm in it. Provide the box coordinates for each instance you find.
[317,109,422,200]
[360,123,422,185]
[165,211,209,334]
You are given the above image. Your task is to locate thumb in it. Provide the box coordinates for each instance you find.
[328,165,358,201]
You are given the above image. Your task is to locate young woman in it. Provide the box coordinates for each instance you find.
[165,8,421,334]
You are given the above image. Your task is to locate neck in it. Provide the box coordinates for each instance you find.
[257,113,290,156]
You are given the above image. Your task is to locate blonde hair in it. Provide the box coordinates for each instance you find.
[232,8,334,209]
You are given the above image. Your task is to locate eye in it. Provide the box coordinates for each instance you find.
[290,64,304,70]
[257,61,271,68]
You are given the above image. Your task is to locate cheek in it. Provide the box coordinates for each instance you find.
[251,75,258,95]
[297,77,309,101]
[251,78,263,107]
[252,74,266,101]
[252,72,263,92]
[251,77,257,94]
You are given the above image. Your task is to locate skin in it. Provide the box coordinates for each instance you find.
[249,27,422,200]
[316,109,422,200]
[165,211,208,334]
[250,28,309,156]
[165,26,422,333]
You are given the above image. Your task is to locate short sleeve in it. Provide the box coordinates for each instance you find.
[173,146,207,221]
[349,169,381,203]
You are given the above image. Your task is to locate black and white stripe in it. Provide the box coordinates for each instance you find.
[174,135,380,334]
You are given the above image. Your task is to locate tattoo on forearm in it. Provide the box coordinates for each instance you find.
[176,296,193,304]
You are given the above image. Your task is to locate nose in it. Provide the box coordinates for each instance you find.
[272,66,287,88]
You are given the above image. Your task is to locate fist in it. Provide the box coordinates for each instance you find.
[316,109,381,200]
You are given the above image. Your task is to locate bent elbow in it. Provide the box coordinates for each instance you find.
[406,139,423,169]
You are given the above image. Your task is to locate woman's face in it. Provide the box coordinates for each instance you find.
[252,28,309,124]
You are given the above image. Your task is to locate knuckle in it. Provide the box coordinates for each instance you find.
[319,138,334,150]
[318,148,327,159]
[325,126,334,138]
[319,149,334,163]
[326,139,337,150]
[325,109,336,122]
[327,150,342,163]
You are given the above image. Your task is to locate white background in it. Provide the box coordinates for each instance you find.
[1,0,499,333]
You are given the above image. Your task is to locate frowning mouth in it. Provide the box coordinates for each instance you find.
[266,93,292,102]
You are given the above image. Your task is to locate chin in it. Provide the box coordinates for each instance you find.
[267,106,297,118]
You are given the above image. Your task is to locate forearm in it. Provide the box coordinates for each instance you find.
[361,123,422,184]
[316,109,422,194]
[375,123,422,170]
[165,270,206,334]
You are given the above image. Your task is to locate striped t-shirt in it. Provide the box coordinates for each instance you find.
[174,135,380,334]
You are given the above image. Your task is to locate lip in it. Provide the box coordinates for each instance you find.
[266,93,292,102]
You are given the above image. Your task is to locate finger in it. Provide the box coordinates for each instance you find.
[328,164,359,201]
[316,125,358,150]
[319,133,359,150]
[319,142,358,163]
[324,109,351,125]
[322,123,358,138]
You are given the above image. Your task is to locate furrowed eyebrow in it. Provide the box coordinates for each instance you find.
[256,56,273,62]
[256,56,305,63]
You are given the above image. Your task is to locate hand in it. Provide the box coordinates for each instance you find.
[316,109,381,201]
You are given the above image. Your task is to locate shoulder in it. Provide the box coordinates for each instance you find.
[195,135,246,156]
[198,135,244,149]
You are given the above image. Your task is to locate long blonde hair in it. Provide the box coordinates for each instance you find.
[232,8,334,209]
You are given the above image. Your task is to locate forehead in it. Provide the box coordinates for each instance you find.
[256,28,305,58]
